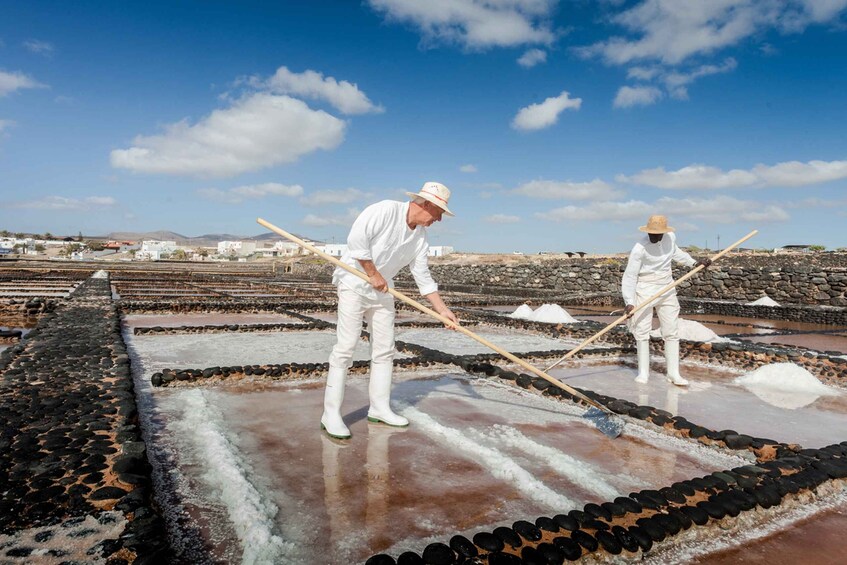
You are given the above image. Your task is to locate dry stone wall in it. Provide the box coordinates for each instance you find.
[291,254,847,306]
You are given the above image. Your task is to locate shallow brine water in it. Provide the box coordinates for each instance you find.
[130,370,748,564]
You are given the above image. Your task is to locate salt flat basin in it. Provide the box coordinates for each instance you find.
[395,326,589,355]
[140,373,747,563]
[127,330,406,370]
[123,312,305,328]
[692,504,847,564]
[549,362,847,448]
[305,310,431,324]
[738,333,847,354]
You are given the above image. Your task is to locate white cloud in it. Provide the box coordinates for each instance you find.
[460,164,478,173]
[366,0,557,50]
[578,0,847,66]
[619,164,758,189]
[302,208,361,227]
[517,48,547,67]
[299,188,371,206]
[537,195,790,224]
[619,158,847,189]
[23,39,54,55]
[197,182,304,204]
[613,85,662,108]
[513,179,624,200]
[0,119,14,134]
[259,66,383,115]
[12,196,116,210]
[110,93,345,177]
[663,57,737,98]
[627,66,661,80]
[484,214,521,223]
[0,70,46,96]
[538,200,652,222]
[511,90,581,131]
[753,159,847,187]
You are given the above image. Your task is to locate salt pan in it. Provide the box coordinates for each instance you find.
[735,363,840,409]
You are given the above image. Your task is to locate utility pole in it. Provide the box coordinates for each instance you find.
[717,234,721,251]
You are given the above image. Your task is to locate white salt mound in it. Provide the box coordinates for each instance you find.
[92,270,108,279]
[650,319,726,343]
[509,304,577,324]
[747,296,780,307]
[508,304,534,319]
[735,363,840,410]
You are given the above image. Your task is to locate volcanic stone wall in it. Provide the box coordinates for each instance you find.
[0,276,167,562]
[290,255,847,306]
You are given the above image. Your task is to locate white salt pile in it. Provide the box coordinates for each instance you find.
[508,304,535,319]
[650,319,727,343]
[735,363,840,409]
[747,296,780,307]
[91,270,108,279]
[508,304,577,324]
[530,304,578,324]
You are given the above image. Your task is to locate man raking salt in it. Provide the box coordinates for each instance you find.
[322,182,460,439]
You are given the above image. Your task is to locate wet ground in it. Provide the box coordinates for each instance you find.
[130,370,749,564]
[119,309,847,563]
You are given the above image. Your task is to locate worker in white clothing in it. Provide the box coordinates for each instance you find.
[623,215,710,386]
[321,182,460,439]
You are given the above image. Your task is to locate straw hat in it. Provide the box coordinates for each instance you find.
[405,181,454,216]
[639,215,675,234]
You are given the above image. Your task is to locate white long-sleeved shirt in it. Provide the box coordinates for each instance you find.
[332,200,438,300]
[621,232,695,306]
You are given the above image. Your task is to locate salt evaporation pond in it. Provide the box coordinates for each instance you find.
[396,326,584,356]
[131,367,748,564]
[129,331,393,370]
[553,362,847,448]
[123,312,305,328]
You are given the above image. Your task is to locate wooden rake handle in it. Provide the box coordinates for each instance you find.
[543,229,759,373]
[256,217,608,413]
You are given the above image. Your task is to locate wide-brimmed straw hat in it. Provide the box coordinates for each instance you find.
[639,215,675,234]
[405,181,454,216]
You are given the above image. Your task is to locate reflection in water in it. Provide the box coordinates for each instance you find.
[321,434,352,551]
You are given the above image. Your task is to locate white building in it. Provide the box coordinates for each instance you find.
[217,240,258,258]
[260,241,301,258]
[136,240,177,261]
[320,244,348,257]
[428,245,454,257]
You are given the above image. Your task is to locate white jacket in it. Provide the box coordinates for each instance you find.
[621,232,695,306]
[333,200,438,300]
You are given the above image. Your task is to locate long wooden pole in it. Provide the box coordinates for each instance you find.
[543,230,758,373]
[256,217,611,414]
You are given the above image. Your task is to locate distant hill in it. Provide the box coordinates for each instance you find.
[103,230,319,246]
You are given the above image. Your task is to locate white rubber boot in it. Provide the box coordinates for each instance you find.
[634,340,650,384]
[664,340,689,386]
[321,367,351,439]
[367,364,409,427]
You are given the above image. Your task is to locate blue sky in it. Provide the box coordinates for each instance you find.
[1,0,846,253]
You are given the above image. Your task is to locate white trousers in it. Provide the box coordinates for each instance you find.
[628,278,680,342]
[329,285,396,371]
